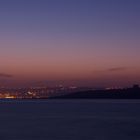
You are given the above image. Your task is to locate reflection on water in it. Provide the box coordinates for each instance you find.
[0,99,140,140]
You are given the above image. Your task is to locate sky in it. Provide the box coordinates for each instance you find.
[0,0,140,87]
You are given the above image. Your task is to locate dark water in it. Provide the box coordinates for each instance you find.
[0,100,140,140]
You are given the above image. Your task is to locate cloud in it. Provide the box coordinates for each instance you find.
[0,73,13,78]
[108,67,128,72]
[93,67,128,74]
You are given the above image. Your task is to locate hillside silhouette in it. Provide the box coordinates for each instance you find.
[51,85,140,99]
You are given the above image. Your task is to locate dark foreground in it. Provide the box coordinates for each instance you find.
[0,99,140,140]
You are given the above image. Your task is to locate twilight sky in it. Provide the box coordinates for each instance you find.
[0,0,140,87]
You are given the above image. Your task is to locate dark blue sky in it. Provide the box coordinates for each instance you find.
[0,0,139,34]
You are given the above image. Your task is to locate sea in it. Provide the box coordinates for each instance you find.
[0,99,140,140]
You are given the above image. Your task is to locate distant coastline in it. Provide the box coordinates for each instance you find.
[50,85,140,99]
[0,85,140,100]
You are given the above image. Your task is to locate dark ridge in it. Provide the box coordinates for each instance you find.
[50,85,140,99]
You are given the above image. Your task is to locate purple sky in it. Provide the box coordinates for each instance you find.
[0,0,140,87]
